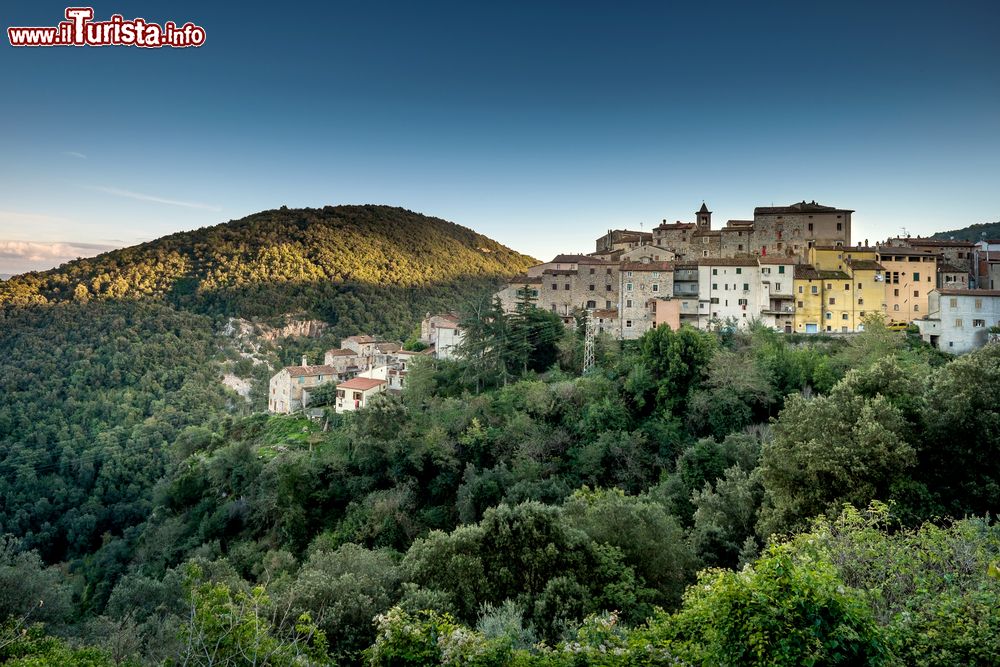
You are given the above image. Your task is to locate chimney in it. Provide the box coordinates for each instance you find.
[301,355,308,367]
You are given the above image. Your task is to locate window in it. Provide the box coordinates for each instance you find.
[955,319,963,327]
[606,285,612,291]
[974,319,986,327]
[798,285,803,293]
[738,244,743,250]
[858,298,864,305]
[829,297,836,305]
[605,300,611,308]
[778,265,786,274]
[894,288,899,297]
[652,271,659,278]
[625,320,633,328]
[893,304,900,311]
[811,286,818,295]
[586,300,596,309]
[736,268,742,274]
[975,299,983,309]
[627,271,633,277]
[845,284,850,290]
[837,222,843,231]
[589,284,595,291]
[826,312,832,320]
[626,299,633,308]
[712,268,718,275]
[913,290,919,298]
[589,268,595,274]
[712,283,718,290]
[808,223,814,231]
[652,283,659,292]
[775,282,782,291]
[797,301,804,308]
[564,284,570,290]
[353,391,362,401]
[842,313,848,320]
[826,283,832,290]
[710,297,719,304]
[858,283,862,289]
[743,283,749,291]
[913,272,920,281]
[626,283,633,291]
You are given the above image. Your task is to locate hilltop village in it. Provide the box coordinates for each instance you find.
[269,200,1000,414]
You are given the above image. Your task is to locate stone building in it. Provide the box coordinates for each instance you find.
[757,257,796,332]
[595,229,652,253]
[752,201,853,258]
[886,237,976,276]
[619,261,674,339]
[915,289,1000,354]
[268,356,338,414]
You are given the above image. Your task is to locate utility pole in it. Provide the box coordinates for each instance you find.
[583,308,596,373]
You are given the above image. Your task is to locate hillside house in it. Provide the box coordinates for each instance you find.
[915,289,1000,354]
[421,313,465,360]
[268,356,338,414]
[335,376,387,413]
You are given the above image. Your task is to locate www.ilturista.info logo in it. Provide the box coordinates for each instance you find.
[7,7,206,48]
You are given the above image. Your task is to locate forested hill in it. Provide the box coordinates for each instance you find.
[0,205,535,318]
[931,219,1000,241]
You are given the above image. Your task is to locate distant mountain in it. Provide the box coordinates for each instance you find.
[0,205,535,329]
[931,220,1000,242]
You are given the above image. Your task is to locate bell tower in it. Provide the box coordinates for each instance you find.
[696,202,711,231]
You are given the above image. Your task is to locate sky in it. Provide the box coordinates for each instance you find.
[1,0,998,274]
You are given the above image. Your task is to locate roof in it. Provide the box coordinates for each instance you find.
[593,308,618,318]
[907,238,975,247]
[656,221,696,231]
[724,220,755,228]
[876,246,940,257]
[326,349,357,357]
[844,259,885,271]
[936,289,1000,297]
[819,270,851,280]
[542,269,577,276]
[673,261,699,269]
[698,257,760,267]
[337,377,387,391]
[757,256,797,265]
[795,265,821,280]
[286,364,338,378]
[754,200,854,215]
[507,275,543,284]
[938,263,967,274]
[577,256,614,265]
[621,261,673,271]
[698,203,711,213]
[375,342,402,352]
[344,335,376,343]
[551,254,592,263]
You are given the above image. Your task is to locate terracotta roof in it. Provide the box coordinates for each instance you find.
[577,256,614,265]
[844,259,885,271]
[754,201,854,215]
[724,220,755,228]
[551,254,592,263]
[621,261,673,271]
[344,335,376,343]
[593,308,618,318]
[757,256,797,265]
[508,275,543,284]
[698,257,759,267]
[936,289,1000,297]
[673,261,699,269]
[656,222,696,230]
[795,265,821,280]
[375,342,402,352]
[337,377,387,391]
[286,365,338,377]
[326,349,357,357]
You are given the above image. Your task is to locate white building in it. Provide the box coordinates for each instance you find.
[915,288,1000,354]
[697,258,762,328]
[757,257,796,333]
[421,313,465,360]
[335,376,387,413]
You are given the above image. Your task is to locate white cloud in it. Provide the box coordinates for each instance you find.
[0,240,118,275]
[91,186,222,211]
[63,151,87,159]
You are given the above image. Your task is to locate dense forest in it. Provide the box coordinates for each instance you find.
[1,211,998,665]
[930,220,1000,242]
[0,205,535,321]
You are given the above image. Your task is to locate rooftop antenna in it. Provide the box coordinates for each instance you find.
[901,227,910,238]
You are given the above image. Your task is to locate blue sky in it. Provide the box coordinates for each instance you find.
[1,1,998,273]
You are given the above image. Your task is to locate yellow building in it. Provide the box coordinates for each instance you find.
[794,265,854,333]
[876,246,939,324]
[801,247,886,331]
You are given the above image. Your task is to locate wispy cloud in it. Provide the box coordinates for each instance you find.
[63,151,87,159]
[91,186,222,211]
[0,210,75,226]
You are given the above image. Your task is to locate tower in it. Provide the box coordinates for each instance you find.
[696,202,712,231]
